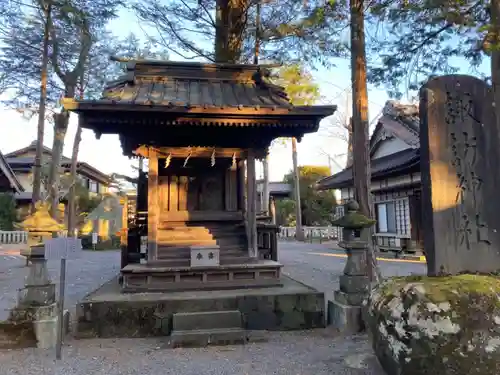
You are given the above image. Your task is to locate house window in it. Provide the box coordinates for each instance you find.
[335,205,344,219]
[376,201,397,233]
[375,197,410,235]
[89,180,98,193]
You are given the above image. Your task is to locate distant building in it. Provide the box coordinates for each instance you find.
[4,141,112,208]
[256,180,292,214]
[317,101,423,255]
[1,141,114,235]
[0,149,23,194]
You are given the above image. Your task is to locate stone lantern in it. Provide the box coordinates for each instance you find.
[17,201,65,259]
[328,200,376,333]
[7,201,66,348]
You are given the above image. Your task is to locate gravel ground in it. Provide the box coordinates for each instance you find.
[0,242,426,374]
[0,250,120,320]
[0,331,385,375]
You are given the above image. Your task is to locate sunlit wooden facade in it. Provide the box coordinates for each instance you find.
[65,59,335,291]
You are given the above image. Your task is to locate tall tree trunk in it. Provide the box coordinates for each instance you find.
[48,82,76,218]
[31,1,52,212]
[350,0,380,283]
[48,112,68,218]
[346,118,353,168]
[214,0,248,63]
[491,0,500,140]
[291,137,304,240]
[67,121,82,236]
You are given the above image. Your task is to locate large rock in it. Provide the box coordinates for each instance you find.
[365,275,500,375]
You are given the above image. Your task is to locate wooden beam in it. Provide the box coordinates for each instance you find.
[134,146,245,159]
[246,149,258,258]
[147,148,159,261]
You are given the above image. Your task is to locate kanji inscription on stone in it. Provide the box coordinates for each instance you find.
[419,75,500,275]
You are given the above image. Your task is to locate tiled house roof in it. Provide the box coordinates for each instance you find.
[0,150,23,193]
[317,101,420,191]
[370,101,419,155]
[5,142,111,185]
[316,149,420,190]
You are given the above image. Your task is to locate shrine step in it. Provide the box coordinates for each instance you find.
[157,246,247,260]
[148,256,254,267]
[170,328,247,348]
[157,237,246,247]
[170,311,246,347]
[173,310,243,331]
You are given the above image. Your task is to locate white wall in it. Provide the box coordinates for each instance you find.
[372,137,411,159]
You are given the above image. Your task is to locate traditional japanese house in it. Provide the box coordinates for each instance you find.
[64,59,336,293]
[0,149,23,194]
[317,101,423,256]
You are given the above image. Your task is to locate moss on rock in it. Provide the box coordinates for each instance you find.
[366,275,500,375]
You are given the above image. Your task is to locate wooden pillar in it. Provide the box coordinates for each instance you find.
[246,150,258,258]
[270,196,276,224]
[238,159,246,213]
[147,149,159,261]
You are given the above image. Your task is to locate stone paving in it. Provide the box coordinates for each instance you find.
[0,242,426,375]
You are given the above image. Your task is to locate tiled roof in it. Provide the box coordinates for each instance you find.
[257,181,292,197]
[370,101,420,153]
[6,156,111,184]
[103,60,291,108]
[0,151,23,193]
[68,59,335,118]
[316,148,420,190]
[4,141,72,162]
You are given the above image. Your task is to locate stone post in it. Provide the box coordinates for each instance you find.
[9,202,67,349]
[327,200,375,334]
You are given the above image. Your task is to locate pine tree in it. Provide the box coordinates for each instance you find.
[131,0,347,66]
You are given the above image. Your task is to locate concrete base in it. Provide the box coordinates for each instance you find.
[121,260,283,292]
[0,309,70,349]
[76,275,325,338]
[327,299,364,334]
[31,308,70,349]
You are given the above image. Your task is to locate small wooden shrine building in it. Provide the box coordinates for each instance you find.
[64,59,335,292]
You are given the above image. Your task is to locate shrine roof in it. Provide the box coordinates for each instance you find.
[63,58,335,118]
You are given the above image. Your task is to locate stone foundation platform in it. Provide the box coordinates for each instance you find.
[76,275,325,338]
[121,259,283,292]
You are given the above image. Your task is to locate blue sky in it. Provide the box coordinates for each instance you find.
[0,6,491,183]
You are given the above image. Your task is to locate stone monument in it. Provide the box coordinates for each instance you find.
[8,202,66,349]
[366,75,500,375]
[328,200,375,333]
[420,75,500,275]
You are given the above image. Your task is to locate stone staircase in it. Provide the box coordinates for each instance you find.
[121,221,283,292]
[155,222,251,266]
[170,310,246,347]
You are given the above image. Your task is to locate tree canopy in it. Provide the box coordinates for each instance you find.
[132,0,348,66]
[277,165,337,227]
[272,64,321,105]
[367,1,491,98]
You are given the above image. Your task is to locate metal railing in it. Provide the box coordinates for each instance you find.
[0,230,28,245]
